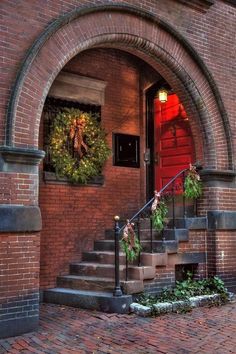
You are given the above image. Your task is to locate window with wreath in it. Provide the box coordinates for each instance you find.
[42,73,110,184]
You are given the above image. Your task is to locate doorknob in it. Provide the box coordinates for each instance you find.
[144,149,150,164]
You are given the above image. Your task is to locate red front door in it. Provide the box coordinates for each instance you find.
[154,93,194,191]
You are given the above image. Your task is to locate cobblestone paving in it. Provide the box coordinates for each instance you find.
[0,302,236,354]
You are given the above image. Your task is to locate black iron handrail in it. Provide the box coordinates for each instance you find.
[118,167,189,233]
[113,167,191,296]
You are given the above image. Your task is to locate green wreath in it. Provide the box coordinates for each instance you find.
[121,236,142,262]
[49,108,110,184]
[184,165,202,199]
[152,199,168,232]
[121,221,142,262]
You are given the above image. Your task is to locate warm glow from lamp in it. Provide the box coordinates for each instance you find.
[158,88,168,103]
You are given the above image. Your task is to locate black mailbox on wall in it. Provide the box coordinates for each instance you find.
[113,133,140,168]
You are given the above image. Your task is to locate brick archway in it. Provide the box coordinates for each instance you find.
[5,4,233,171]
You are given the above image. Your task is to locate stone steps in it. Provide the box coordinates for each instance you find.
[82,250,168,267]
[56,274,144,294]
[93,239,178,253]
[82,250,127,264]
[43,216,206,313]
[43,288,133,314]
[57,274,116,292]
[69,262,155,280]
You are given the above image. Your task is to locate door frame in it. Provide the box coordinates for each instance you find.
[145,84,157,200]
[145,83,195,200]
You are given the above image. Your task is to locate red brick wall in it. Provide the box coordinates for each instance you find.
[0,173,38,206]
[198,187,236,216]
[0,233,40,320]
[39,49,155,288]
[179,230,206,253]
[207,230,236,290]
[144,266,176,294]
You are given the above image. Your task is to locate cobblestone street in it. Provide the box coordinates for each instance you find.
[0,301,236,354]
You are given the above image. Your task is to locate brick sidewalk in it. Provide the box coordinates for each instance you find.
[0,302,236,354]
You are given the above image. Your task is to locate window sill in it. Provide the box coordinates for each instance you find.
[43,171,104,186]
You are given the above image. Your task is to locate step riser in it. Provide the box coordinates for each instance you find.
[104,231,163,242]
[163,229,189,241]
[94,242,164,253]
[82,252,127,265]
[141,242,165,253]
[94,240,177,253]
[166,219,186,228]
[43,289,132,314]
[70,264,155,281]
[57,277,114,292]
[138,217,189,230]
[56,277,143,294]
[139,229,162,240]
[141,241,178,254]
[94,241,115,251]
[94,240,171,251]
[141,253,167,267]
[105,220,190,240]
[70,264,126,279]
[100,230,188,244]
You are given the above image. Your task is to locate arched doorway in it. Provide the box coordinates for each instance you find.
[146,85,195,199]
[5,5,232,171]
[154,93,194,192]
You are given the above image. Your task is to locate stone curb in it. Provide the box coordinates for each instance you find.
[130,292,235,317]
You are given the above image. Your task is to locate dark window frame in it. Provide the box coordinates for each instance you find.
[113,133,140,168]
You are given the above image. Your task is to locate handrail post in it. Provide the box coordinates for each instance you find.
[137,215,141,267]
[150,217,153,253]
[172,180,176,229]
[125,255,128,281]
[182,171,186,227]
[113,216,123,297]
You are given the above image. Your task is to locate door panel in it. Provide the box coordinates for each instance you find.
[155,94,194,191]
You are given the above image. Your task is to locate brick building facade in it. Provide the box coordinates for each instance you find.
[0,0,236,338]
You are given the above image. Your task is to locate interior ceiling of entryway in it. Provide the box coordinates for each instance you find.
[62,47,164,90]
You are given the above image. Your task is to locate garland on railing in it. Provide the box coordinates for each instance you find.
[121,220,142,262]
[120,164,202,264]
[150,165,202,231]
[151,191,168,232]
[184,164,202,199]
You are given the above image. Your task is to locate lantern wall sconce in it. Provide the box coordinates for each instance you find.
[157,87,168,103]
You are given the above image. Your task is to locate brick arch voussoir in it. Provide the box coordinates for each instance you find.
[104,40,208,167]
[6,3,233,170]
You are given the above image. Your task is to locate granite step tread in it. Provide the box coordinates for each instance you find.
[56,274,144,294]
[58,274,114,282]
[69,262,155,280]
[45,287,114,296]
[70,262,153,269]
[43,287,132,313]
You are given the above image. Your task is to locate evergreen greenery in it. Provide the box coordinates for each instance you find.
[121,233,142,262]
[184,167,202,199]
[151,199,168,232]
[138,275,228,308]
[49,108,110,184]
